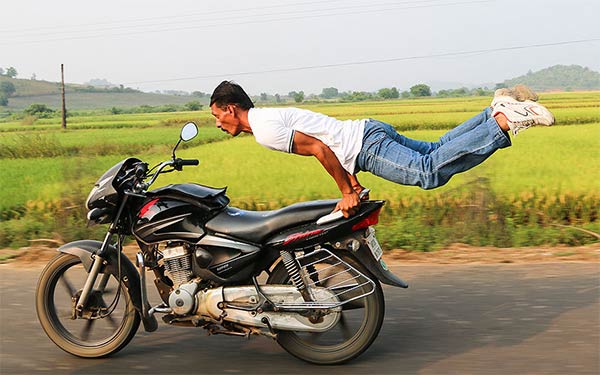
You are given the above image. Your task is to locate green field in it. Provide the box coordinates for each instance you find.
[1,92,599,250]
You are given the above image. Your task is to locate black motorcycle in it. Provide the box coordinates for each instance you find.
[36,122,408,365]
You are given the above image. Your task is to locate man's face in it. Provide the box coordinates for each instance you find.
[210,103,241,136]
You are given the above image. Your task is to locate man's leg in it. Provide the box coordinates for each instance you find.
[373,109,492,155]
[356,108,511,189]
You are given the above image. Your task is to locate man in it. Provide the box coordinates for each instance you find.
[209,81,554,218]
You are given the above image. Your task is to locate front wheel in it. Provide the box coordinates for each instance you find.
[268,250,385,365]
[36,253,140,358]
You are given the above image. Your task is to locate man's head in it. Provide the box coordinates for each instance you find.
[210,80,254,110]
[210,81,254,136]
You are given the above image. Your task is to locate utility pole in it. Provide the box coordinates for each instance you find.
[61,64,67,129]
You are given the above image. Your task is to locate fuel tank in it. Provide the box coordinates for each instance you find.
[133,184,229,244]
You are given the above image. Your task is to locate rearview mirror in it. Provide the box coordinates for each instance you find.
[181,122,198,142]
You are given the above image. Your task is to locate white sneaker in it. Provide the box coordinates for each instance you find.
[492,99,555,136]
[492,84,539,107]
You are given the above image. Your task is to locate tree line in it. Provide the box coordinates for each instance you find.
[254,83,493,103]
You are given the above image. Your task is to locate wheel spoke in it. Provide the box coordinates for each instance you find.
[105,314,119,329]
[97,297,119,328]
[338,313,353,341]
[80,319,95,341]
[59,275,77,298]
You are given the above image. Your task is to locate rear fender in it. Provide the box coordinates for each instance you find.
[349,244,409,288]
[58,240,158,332]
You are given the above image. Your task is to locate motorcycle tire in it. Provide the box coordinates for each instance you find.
[267,250,385,365]
[36,253,140,358]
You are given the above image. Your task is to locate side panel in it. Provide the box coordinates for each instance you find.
[197,235,261,278]
[133,198,207,244]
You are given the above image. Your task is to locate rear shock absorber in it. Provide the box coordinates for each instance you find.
[280,251,312,302]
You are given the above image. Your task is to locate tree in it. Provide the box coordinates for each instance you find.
[5,67,17,78]
[0,81,16,105]
[24,104,55,118]
[0,81,16,97]
[320,87,339,99]
[378,87,399,99]
[260,93,268,101]
[341,91,374,102]
[0,67,4,75]
[289,91,304,103]
[184,101,203,111]
[410,84,431,97]
[275,93,281,103]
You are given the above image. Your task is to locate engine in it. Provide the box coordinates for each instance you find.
[159,244,198,315]
[161,244,193,287]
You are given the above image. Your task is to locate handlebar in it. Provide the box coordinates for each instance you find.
[135,158,199,192]
[174,158,199,168]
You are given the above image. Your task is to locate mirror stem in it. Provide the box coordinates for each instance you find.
[172,139,182,159]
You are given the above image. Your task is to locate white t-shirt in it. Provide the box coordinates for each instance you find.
[248,107,366,174]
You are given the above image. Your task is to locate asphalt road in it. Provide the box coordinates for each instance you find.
[1,262,598,375]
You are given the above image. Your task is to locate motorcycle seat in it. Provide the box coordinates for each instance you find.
[204,200,338,244]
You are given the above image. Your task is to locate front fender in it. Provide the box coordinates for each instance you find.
[58,240,158,332]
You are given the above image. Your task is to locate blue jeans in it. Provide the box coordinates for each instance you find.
[355,108,511,189]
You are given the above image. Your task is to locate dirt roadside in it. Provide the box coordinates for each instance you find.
[1,242,599,269]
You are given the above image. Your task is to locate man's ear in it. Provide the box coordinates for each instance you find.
[229,104,242,117]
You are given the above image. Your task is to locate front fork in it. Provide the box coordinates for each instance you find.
[76,196,129,315]
[74,232,115,315]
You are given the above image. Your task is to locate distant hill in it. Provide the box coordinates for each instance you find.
[500,64,600,91]
[0,76,204,111]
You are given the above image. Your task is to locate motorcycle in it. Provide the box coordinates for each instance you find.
[36,122,408,365]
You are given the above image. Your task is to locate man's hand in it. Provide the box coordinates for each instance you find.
[353,184,370,201]
[335,191,360,218]
[348,174,369,200]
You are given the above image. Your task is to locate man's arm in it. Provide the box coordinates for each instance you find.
[347,173,369,200]
[291,131,360,218]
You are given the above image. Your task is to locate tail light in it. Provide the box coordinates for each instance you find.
[352,208,381,231]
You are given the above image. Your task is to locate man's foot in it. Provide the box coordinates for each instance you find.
[492,84,539,107]
[492,99,554,136]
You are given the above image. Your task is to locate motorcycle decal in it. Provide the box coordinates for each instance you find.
[283,229,324,245]
[138,198,160,218]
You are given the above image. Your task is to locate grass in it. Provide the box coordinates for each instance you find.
[0,126,229,158]
[0,91,598,249]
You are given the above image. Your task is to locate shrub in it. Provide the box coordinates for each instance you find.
[24,104,55,119]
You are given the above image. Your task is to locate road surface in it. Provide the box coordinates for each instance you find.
[1,261,598,374]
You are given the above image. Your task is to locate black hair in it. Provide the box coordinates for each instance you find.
[210,81,255,110]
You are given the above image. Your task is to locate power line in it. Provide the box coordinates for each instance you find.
[123,38,600,85]
[2,0,458,35]
[2,0,434,38]
[1,0,494,45]
[0,0,365,33]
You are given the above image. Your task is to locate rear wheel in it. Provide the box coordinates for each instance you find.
[268,250,385,365]
[36,253,140,358]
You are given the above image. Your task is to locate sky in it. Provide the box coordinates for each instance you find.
[2,0,599,95]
